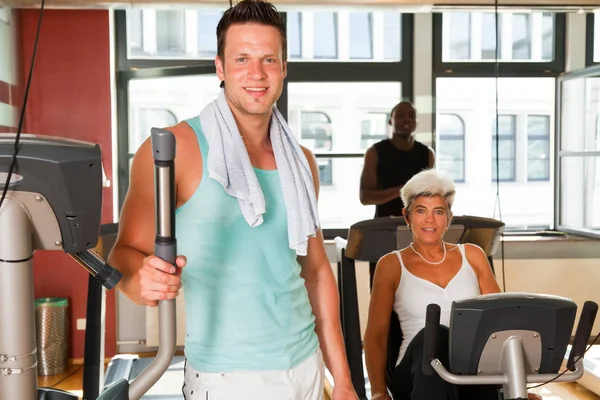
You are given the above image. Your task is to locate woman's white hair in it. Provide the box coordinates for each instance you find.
[400,169,456,211]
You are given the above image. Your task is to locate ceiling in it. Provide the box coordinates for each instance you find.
[0,0,599,11]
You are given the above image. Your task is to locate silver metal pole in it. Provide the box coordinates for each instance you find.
[0,197,37,400]
[501,336,529,400]
[128,128,177,400]
[431,357,584,387]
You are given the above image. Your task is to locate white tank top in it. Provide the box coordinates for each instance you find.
[393,243,481,366]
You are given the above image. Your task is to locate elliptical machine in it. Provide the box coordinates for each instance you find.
[0,128,177,400]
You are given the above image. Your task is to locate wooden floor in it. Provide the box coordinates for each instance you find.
[40,363,600,400]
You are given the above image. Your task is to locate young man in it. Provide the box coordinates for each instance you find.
[108,1,357,399]
[359,101,435,218]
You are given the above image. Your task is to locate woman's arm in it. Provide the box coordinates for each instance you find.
[464,244,502,294]
[364,253,402,399]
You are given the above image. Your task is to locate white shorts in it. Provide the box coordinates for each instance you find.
[182,349,324,400]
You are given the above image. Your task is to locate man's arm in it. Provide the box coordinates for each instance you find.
[108,122,194,305]
[359,147,402,206]
[108,135,159,305]
[428,146,436,168]
[298,147,356,395]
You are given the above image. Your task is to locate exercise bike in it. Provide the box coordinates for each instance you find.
[422,295,597,400]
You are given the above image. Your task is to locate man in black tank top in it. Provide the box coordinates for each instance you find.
[360,102,435,217]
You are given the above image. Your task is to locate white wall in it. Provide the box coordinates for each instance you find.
[0,8,18,131]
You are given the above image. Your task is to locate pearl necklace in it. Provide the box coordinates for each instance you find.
[410,242,447,265]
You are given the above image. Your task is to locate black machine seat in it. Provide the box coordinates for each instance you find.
[334,215,505,400]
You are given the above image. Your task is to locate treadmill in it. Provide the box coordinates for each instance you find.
[333,215,505,399]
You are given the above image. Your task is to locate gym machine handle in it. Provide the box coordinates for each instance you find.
[126,128,178,400]
[69,250,123,290]
[423,303,441,376]
[567,301,598,371]
[151,127,177,265]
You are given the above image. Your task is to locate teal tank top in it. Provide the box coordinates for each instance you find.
[177,116,320,373]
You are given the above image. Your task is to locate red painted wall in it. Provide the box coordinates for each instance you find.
[18,9,116,360]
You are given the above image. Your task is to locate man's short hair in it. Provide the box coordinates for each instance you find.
[390,101,416,118]
[216,0,287,63]
[400,169,456,212]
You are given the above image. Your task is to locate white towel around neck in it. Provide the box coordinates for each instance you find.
[198,89,320,257]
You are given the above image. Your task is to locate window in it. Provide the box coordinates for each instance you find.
[287,12,302,59]
[446,12,471,61]
[349,13,373,59]
[360,112,389,149]
[130,108,178,163]
[557,74,600,236]
[197,12,221,58]
[560,156,600,232]
[512,13,532,60]
[437,114,465,183]
[287,82,402,229]
[440,11,558,63]
[436,78,556,229]
[435,10,564,230]
[301,111,332,149]
[300,111,333,186]
[481,13,500,60]
[383,13,401,60]
[128,10,144,56]
[125,9,224,60]
[527,115,550,181]
[286,11,403,62]
[492,115,517,182]
[313,12,338,59]
[156,11,186,55]
[541,13,554,61]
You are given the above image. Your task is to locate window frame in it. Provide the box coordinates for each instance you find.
[433,10,566,232]
[555,64,600,240]
[433,12,566,77]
